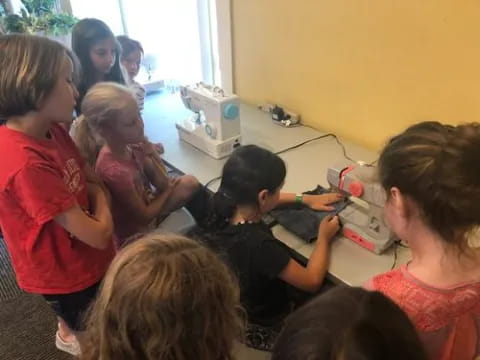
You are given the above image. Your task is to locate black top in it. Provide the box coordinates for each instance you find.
[212,222,292,325]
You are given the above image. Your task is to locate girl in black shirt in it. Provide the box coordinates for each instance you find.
[202,145,340,349]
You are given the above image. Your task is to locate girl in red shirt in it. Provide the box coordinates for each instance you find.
[0,35,115,356]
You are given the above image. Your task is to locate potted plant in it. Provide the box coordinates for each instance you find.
[0,0,77,44]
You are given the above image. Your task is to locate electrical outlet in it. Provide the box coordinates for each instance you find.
[258,103,275,113]
[258,102,301,126]
[284,109,300,124]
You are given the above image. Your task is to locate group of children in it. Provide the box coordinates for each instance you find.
[0,16,478,360]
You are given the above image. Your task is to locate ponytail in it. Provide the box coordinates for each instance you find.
[72,82,135,166]
[203,190,237,232]
[71,115,103,167]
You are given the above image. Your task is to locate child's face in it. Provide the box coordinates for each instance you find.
[111,99,145,144]
[121,50,142,80]
[90,37,117,75]
[39,56,78,124]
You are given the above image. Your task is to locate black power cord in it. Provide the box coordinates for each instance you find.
[204,132,378,187]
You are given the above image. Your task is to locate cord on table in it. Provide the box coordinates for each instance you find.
[203,131,378,188]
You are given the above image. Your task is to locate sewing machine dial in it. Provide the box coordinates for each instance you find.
[205,124,217,139]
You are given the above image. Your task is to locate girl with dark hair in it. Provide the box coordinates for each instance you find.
[72,18,126,111]
[202,145,341,349]
[272,286,427,360]
[367,121,480,360]
[116,35,146,111]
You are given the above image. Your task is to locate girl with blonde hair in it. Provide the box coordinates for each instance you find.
[81,234,243,360]
[72,82,200,245]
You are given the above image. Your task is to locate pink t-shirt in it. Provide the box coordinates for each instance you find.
[368,264,480,360]
[95,145,153,244]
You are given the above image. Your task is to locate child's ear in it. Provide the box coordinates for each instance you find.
[258,189,269,206]
[389,187,411,219]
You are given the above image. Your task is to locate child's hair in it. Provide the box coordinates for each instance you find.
[379,121,480,251]
[72,18,125,99]
[204,145,286,230]
[272,286,427,360]
[0,34,72,124]
[116,35,144,58]
[72,82,135,165]
[81,234,243,360]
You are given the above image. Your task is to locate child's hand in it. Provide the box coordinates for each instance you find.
[303,193,344,211]
[317,216,340,242]
[141,140,164,155]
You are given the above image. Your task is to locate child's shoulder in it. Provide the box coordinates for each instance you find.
[370,265,480,331]
[0,126,59,177]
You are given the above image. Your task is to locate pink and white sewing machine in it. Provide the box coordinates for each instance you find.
[327,164,396,254]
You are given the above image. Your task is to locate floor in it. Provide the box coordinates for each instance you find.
[0,236,72,360]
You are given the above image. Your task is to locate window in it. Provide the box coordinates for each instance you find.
[68,0,231,89]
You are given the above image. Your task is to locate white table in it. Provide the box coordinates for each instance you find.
[144,99,411,286]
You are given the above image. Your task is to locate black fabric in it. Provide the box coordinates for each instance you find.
[210,222,292,326]
[270,185,350,242]
[42,281,100,331]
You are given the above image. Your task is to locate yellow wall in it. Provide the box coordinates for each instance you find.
[232,0,480,150]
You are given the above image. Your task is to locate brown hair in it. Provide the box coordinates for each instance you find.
[0,34,68,124]
[81,234,243,360]
[117,35,144,58]
[71,82,135,166]
[379,121,480,250]
[272,286,427,360]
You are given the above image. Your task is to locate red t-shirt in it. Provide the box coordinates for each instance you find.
[0,124,115,294]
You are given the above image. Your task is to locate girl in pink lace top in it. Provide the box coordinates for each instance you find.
[366,122,480,360]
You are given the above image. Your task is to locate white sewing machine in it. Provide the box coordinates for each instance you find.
[327,164,396,254]
[177,83,241,159]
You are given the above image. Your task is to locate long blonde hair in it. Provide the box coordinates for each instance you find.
[71,82,135,166]
[81,234,243,360]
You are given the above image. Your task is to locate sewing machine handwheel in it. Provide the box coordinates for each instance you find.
[224,103,239,119]
[348,181,364,197]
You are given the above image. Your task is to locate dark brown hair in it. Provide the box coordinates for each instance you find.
[272,286,427,360]
[0,34,68,123]
[117,35,144,58]
[379,121,480,250]
[81,234,243,360]
[72,18,126,106]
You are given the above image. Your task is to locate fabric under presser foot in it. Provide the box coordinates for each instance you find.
[269,185,350,243]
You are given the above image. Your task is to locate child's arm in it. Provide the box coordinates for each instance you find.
[277,192,343,211]
[143,154,169,191]
[83,163,112,207]
[112,177,179,226]
[13,163,114,250]
[278,216,339,292]
[55,192,113,250]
